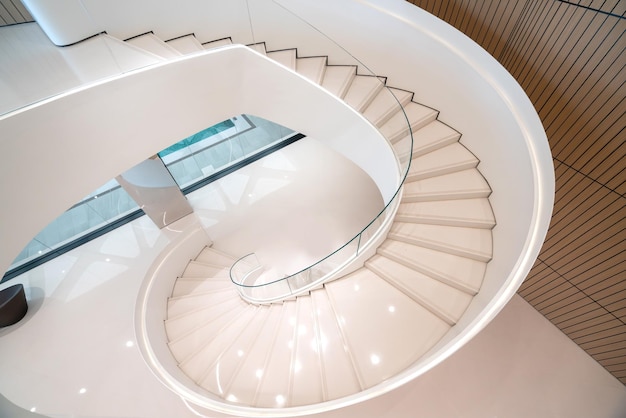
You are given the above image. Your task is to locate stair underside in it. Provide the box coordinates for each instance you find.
[120,33,498,410]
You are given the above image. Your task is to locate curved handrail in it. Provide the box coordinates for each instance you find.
[229,0,415,302]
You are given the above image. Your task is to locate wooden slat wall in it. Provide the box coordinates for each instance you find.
[0,0,32,26]
[409,0,625,385]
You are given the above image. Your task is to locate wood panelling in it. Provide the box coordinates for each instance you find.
[0,0,31,26]
[409,0,626,385]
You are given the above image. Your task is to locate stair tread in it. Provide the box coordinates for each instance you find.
[381,102,439,143]
[247,42,267,55]
[171,276,233,298]
[363,87,413,127]
[378,240,485,294]
[343,75,385,112]
[227,304,285,406]
[168,301,249,363]
[310,288,361,400]
[203,37,233,50]
[200,305,274,398]
[267,49,296,71]
[195,246,238,266]
[255,301,298,407]
[167,287,236,318]
[392,120,461,160]
[389,222,493,262]
[179,306,258,383]
[125,33,182,59]
[366,255,474,325]
[182,260,230,278]
[321,65,356,98]
[296,56,327,85]
[407,142,478,181]
[325,268,450,389]
[403,168,491,202]
[396,198,495,228]
[100,34,165,67]
[290,296,324,406]
[165,296,246,342]
[166,34,203,54]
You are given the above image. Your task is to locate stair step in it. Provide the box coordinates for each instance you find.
[407,142,478,181]
[393,120,461,161]
[296,56,327,85]
[227,304,285,406]
[388,222,492,262]
[199,305,273,398]
[343,75,385,112]
[203,37,233,50]
[125,33,182,59]
[381,102,439,143]
[378,240,485,295]
[167,287,236,319]
[247,42,267,55]
[179,306,258,383]
[402,168,491,202]
[165,34,203,54]
[362,88,413,127]
[195,246,238,267]
[267,49,296,71]
[290,296,324,406]
[99,34,165,67]
[366,255,473,325]
[396,198,496,229]
[255,301,298,407]
[325,268,450,388]
[165,297,246,341]
[321,65,357,98]
[310,288,361,400]
[171,276,233,298]
[182,260,230,278]
[167,301,249,363]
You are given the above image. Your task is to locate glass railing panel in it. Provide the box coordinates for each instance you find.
[358,208,388,250]
[226,0,415,301]
[8,179,140,271]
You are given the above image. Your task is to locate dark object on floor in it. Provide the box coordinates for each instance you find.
[0,284,28,327]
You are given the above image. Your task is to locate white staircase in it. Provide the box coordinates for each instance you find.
[124,33,495,409]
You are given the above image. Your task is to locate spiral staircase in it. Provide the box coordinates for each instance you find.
[110,32,497,412]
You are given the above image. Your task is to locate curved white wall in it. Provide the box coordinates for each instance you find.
[4,0,554,413]
[0,46,397,275]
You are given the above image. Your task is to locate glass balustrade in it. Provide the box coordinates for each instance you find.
[8,179,141,272]
[228,1,414,303]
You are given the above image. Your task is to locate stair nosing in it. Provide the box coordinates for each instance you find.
[364,262,457,326]
[377,243,480,295]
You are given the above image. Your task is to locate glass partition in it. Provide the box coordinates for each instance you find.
[161,115,296,189]
[5,114,302,280]
[8,179,140,271]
